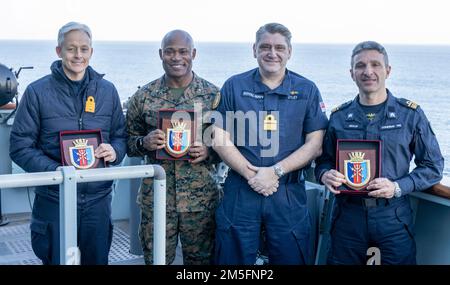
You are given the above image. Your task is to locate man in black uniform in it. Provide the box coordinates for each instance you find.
[315,41,444,264]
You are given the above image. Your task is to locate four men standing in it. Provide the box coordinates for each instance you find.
[9,23,444,265]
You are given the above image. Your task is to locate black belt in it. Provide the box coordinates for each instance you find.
[344,196,390,209]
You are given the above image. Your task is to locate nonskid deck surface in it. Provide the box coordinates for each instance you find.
[0,215,144,265]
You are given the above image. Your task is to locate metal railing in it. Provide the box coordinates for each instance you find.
[0,165,166,265]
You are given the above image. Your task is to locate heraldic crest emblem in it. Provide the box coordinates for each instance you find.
[69,138,96,169]
[344,151,371,190]
[165,119,191,158]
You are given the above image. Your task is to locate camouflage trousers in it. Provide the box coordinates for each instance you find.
[139,208,215,265]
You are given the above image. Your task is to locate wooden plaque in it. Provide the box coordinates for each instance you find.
[336,139,381,195]
[60,129,105,169]
[156,109,196,160]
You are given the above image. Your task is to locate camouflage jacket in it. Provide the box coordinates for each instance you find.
[126,73,220,212]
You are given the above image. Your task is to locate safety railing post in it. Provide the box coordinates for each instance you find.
[60,166,79,265]
[153,165,166,265]
[153,178,166,265]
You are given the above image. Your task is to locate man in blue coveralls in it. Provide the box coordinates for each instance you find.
[315,41,444,264]
[211,23,328,264]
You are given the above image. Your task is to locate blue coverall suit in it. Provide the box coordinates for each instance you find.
[214,68,328,264]
[10,60,127,265]
[315,90,444,264]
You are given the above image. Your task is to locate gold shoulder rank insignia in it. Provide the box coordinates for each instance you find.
[398,98,419,110]
[331,100,352,114]
[212,92,221,110]
[406,100,418,110]
[331,106,339,113]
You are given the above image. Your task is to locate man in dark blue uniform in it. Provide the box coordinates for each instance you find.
[315,41,444,264]
[10,22,127,264]
[212,23,328,264]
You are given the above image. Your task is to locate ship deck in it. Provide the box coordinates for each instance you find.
[0,213,183,265]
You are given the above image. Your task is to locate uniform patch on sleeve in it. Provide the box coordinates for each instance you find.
[320,101,326,112]
[212,92,221,110]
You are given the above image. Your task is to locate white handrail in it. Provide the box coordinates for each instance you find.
[0,171,63,188]
[0,165,166,265]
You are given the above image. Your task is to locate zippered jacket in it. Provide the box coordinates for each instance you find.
[10,60,127,197]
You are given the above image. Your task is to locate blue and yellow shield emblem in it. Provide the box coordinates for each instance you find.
[69,139,95,169]
[344,152,370,190]
[165,121,191,158]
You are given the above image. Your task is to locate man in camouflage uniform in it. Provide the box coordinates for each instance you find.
[126,30,220,265]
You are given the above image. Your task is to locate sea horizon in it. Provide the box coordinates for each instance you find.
[1,40,448,176]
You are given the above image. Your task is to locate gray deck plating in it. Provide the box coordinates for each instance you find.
[0,222,144,265]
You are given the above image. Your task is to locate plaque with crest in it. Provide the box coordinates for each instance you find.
[59,129,105,169]
[336,139,381,195]
[156,109,196,160]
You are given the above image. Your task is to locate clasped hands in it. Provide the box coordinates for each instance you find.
[245,164,279,197]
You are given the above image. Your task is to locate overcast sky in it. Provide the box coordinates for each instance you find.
[1,0,450,44]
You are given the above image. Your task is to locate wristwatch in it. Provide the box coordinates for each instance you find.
[273,164,285,178]
[393,182,402,198]
[136,137,144,150]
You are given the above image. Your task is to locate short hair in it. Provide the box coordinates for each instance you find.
[351,41,389,67]
[161,30,194,49]
[57,22,92,47]
[255,23,292,48]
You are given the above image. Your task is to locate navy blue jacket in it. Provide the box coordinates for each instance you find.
[315,90,443,195]
[10,60,127,198]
